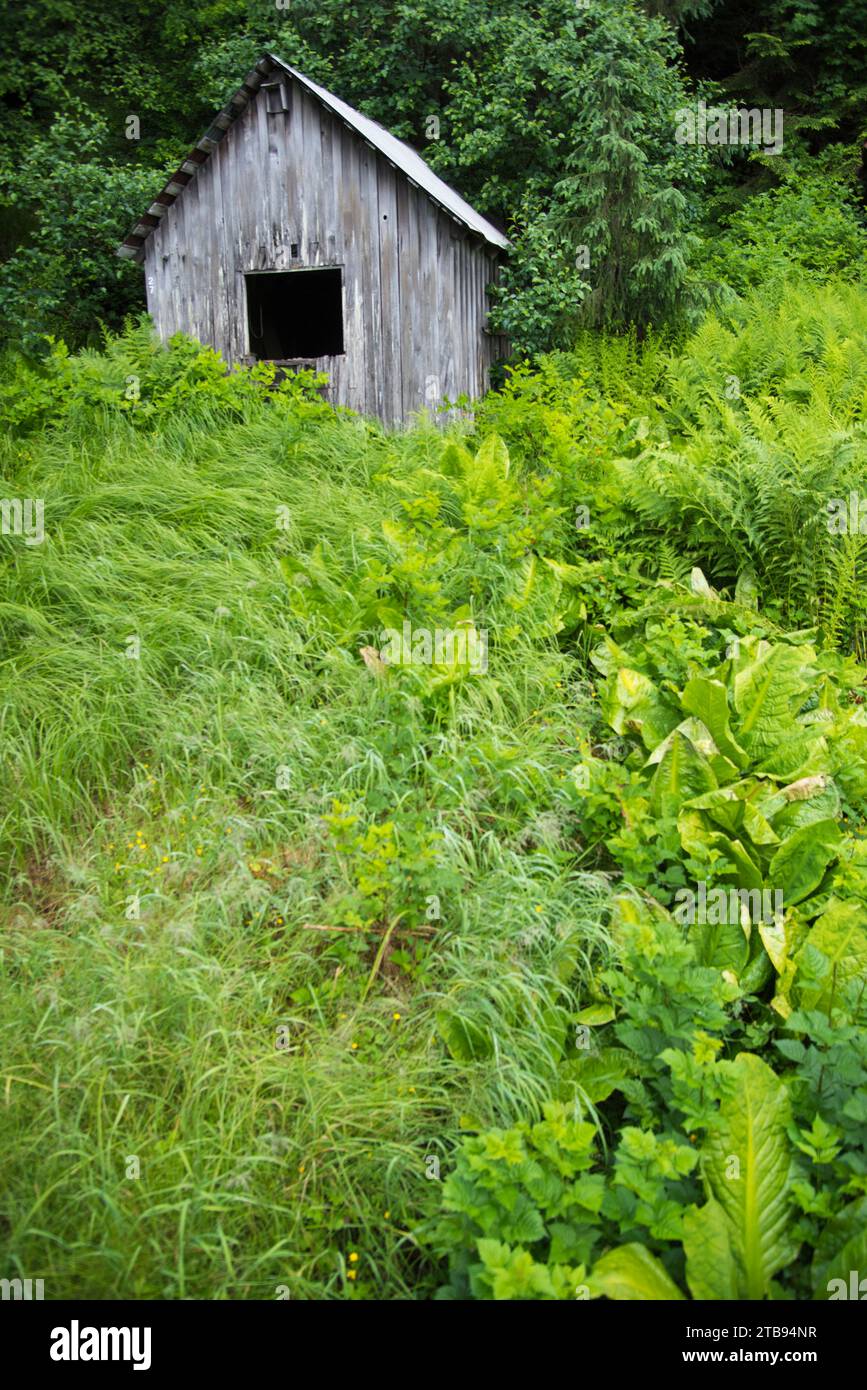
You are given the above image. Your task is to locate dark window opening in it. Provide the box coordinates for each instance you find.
[245,268,344,361]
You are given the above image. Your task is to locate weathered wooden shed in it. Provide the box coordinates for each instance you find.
[118,54,510,423]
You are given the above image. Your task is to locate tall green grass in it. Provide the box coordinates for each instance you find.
[0,358,611,1299]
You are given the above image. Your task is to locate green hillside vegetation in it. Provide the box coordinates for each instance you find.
[2,278,867,1299]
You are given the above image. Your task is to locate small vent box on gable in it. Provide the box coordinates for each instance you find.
[262,82,292,115]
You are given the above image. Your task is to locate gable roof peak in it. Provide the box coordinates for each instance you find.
[117,53,509,261]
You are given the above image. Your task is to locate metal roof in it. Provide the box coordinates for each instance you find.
[117,53,510,262]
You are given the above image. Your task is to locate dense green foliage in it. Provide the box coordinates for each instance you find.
[2,273,866,1298]
[3,0,867,351]
[705,173,867,296]
[2,0,866,1306]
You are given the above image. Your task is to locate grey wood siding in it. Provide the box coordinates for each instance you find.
[143,79,504,423]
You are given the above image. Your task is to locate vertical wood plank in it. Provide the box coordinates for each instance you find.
[376,160,401,424]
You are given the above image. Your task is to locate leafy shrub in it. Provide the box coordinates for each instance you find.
[428,881,867,1299]
[422,419,867,1300]
[279,431,582,698]
[706,175,867,297]
[0,321,330,436]
[0,110,160,349]
[489,204,590,355]
[585,594,867,972]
